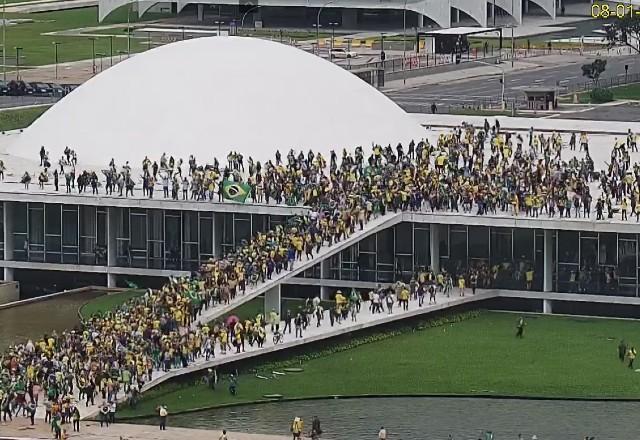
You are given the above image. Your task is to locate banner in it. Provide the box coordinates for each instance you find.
[222,180,251,203]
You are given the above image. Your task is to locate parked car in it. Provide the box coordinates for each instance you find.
[47,83,65,96]
[31,82,52,96]
[7,80,33,96]
[331,48,358,59]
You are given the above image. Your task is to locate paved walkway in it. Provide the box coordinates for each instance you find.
[0,419,289,440]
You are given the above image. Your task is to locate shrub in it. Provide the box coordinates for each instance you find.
[590,87,613,103]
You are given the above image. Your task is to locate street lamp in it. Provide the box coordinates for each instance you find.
[241,5,261,31]
[88,37,96,74]
[476,59,505,109]
[109,34,113,66]
[403,0,408,84]
[52,41,60,80]
[328,22,339,61]
[214,20,224,36]
[316,0,335,55]
[2,0,6,82]
[14,46,22,81]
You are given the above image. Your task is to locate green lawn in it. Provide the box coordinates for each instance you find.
[576,83,640,103]
[119,311,640,418]
[79,288,145,318]
[1,7,166,67]
[0,104,49,130]
[610,83,640,100]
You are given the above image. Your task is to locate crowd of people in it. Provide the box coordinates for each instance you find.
[3,120,639,435]
[17,121,640,226]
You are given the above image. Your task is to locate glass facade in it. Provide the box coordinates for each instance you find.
[2,202,289,272]
[326,223,430,283]
[4,200,640,298]
[439,225,546,291]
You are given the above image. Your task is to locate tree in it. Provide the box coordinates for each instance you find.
[605,16,640,53]
[581,58,607,86]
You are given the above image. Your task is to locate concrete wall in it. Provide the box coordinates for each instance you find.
[0,281,19,305]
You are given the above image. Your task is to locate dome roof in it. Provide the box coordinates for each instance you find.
[9,37,426,168]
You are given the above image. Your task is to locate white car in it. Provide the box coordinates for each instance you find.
[330,48,358,59]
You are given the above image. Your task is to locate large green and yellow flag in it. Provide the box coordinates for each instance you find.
[222,180,251,203]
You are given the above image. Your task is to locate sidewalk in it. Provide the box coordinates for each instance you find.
[382,59,541,91]
[0,420,289,440]
[411,113,640,135]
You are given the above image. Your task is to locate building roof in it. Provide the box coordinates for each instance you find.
[8,37,426,168]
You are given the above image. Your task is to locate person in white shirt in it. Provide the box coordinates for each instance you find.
[378,426,387,440]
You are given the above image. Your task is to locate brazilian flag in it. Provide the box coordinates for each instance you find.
[222,180,251,203]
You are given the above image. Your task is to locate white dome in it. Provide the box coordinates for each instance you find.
[9,37,426,168]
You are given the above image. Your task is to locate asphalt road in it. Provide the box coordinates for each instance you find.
[386,54,640,111]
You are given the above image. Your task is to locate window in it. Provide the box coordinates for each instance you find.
[413,227,429,269]
[395,223,413,254]
[377,228,394,264]
[199,214,213,260]
[490,227,512,264]
[599,232,617,266]
[618,237,636,279]
[558,231,579,264]
[468,226,489,260]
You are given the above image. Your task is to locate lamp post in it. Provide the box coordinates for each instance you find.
[403,0,407,84]
[14,46,21,81]
[109,34,113,66]
[88,37,96,74]
[328,21,338,61]
[2,0,6,82]
[316,0,335,55]
[126,3,131,57]
[52,41,60,80]
[241,5,260,31]
[476,59,505,109]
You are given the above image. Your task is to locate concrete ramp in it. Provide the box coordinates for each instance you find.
[193,212,404,326]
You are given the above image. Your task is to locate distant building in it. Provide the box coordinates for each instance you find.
[99,0,592,29]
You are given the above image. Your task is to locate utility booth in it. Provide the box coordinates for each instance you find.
[524,88,557,110]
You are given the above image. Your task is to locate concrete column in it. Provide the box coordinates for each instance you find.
[107,273,117,288]
[543,299,553,314]
[107,207,117,267]
[264,284,281,316]
[417,13,424,28]
[320,259,331,300]
[454,8,460,23]
[429,224,440,274]
[197,4,204,21]
[342,9,358,29]
[3,202,14,282]
[524,0,529,13]
[212,214,221,258]
[543,229,553,293]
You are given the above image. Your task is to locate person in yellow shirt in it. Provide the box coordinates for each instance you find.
[458,275,466,297]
